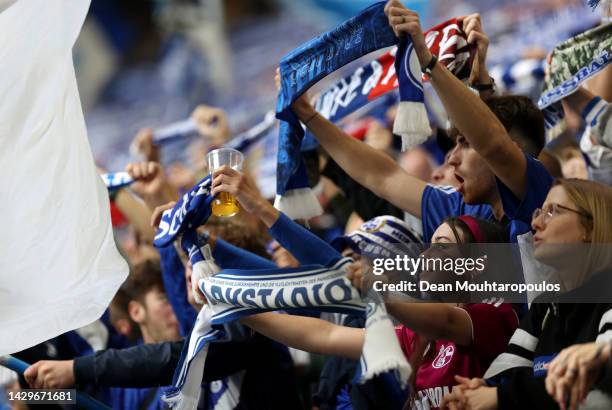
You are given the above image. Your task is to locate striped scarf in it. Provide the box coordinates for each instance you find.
[275,1,396,220]
[164,239,411,409]
[153,180,411,409]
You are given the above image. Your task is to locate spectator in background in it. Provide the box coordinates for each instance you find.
[288,4,552,245]
[122,260,181,345]
[107,287,141,345]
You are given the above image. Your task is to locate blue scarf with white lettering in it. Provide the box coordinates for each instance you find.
[538,23,612,139]
[275,1,397,220]
[164,240,411,410]
[153,179,411,409]
[302,48,399,151]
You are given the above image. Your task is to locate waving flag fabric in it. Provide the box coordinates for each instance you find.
[0,0,128,355]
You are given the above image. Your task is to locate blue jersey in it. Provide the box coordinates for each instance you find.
[421,154,552,243]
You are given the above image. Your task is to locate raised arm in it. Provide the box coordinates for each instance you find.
[113,189,155,243]
[240,312,363,360]
[387,1,528,199]
[290,97,426,217]
[211,166,343,266]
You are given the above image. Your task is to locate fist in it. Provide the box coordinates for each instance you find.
[24,360,75,389]
[126,161,165,198]
[191,105,230,146]
[131,128,160,162]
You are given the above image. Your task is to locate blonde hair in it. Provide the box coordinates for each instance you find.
[554,178,612,275]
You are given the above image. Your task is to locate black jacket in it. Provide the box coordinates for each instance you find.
[487,271,612,410]
[74,333,304,410]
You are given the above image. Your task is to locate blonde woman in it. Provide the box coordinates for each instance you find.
[441,179,612,410]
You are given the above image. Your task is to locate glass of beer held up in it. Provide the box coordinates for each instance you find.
[207,147,244,217]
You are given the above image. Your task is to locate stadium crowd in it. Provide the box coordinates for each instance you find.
[2,1,612,409]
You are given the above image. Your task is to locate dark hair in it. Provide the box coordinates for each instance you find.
[443,216,507,244]
[448,96,545,158]
[204,216,269,259]
[123,259,165,304]
[109,287,141,341]
[484,95,545,157]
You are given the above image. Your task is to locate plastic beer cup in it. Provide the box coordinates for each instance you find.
[207,148,244,217]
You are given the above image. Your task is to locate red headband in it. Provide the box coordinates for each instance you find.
[457,215,485,243]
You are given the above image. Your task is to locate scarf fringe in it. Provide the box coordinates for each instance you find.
[162,392,199,410]
[393,101,431,151]
[360,358,413,388]
[274,187,323,220]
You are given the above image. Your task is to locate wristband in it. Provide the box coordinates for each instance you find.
[422,54,438,78]
[471,78,497,93]
[303,111,319,126]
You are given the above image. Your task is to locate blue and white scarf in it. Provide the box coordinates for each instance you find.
[153,178,411,409]
[165,246,411,409]
[100,172,134,191]
[275,2,397,220]
[302,48,399,151]
[130,110,276,157]
[538,23,612,136]
[393,36,431,151]
[153,176,213,248]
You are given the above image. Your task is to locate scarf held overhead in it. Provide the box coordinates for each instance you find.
[275,1,396,220]
[277,11,475,218]
[538,23,612,109]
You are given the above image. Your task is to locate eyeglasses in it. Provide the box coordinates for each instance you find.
[532,203,592,226]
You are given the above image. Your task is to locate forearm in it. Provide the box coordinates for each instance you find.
[322,159,404,221]
[141,182,179,211]
[113,190,155,243]
[294,103,423,217]
[268,212,342,266]
[241,312,363,359]
[386,302,472,346]
[248,196,280,228]
[429,62,526,197]
[585,64,612,102]
[430,64,507,157]
[564,87,596,115]
[212,238,276,270]
[74,341,182,388]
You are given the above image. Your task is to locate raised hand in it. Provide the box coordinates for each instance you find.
[460,13,492,87]
[131,128,160,163]
[126,161,164,198]
[385,1,432,67]
[191,105,230,146]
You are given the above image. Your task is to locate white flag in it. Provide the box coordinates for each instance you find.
[0,0,128,355]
